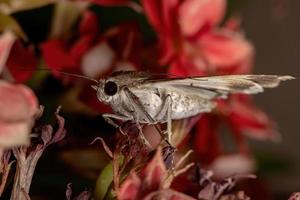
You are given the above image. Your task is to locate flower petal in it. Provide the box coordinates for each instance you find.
[81,42,115,78]
[197,29,254,72]
[118,172,141,200]
[0,81,38,121]
[0,121,30,147]
[209,154,256,178]
[229,95,280,141]
[193,114,222,164]
[0,81,38,148]
[142,147,167,189]
[179,0,226,37]
[6,40,37,83]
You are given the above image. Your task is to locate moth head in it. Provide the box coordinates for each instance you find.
[92,79,119,103]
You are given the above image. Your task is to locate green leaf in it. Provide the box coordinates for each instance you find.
[0,13,27,39]
[49,1,89,39]
[94,162,114,200]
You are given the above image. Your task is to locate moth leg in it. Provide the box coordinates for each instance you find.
[132,115,152,148]
[102,113,132,134]
[123,88,171,146]
[166,95,173,142]
[155,95,173,142]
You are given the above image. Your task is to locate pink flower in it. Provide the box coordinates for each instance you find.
[118,148,195,200]
[0,80,38,157]
[142,0,253,75]
[142,0,276,168]
[118,148,167,200]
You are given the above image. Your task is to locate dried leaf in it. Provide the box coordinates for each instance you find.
[11,107,67,200]
[66,183,92,200]
[66,183,73,200]
[90,137,113,158]
[0,151,14,197]
[219,191,251,200]
[289,193,300,200]
[197,170,256,200]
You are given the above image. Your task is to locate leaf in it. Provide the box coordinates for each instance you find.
[94,162,114,200]
[0,13,26,39]
[0,30,16,72]
[49,1,89,38]
[0,0,54,14]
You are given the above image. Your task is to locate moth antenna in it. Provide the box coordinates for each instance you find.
[20,68,99,84]
[54,71,99,83]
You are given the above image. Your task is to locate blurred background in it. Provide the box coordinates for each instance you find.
[0,0,299,199]
[242,0,300,195]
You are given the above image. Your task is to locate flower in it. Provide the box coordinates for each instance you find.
[41,10,140,79]
[41,11,100,79]
[41,10,142,113]
[142,0,277,168]
[142,0,253,75]
[118,147,195,200]
[88,0,130,6]
[77,21,142,113]
[0,80,38,159]
[193,94,279,166]
[11,107,66,199]
[0,31,37,83]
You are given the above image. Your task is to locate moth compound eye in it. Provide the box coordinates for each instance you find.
[104,81,118,96]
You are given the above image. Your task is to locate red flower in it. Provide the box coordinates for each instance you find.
[0,31,37,83]
[41,11,141,79]
[41,11,99,78]
[41,10,142,113]
[78,22,142,113]
[142,0,253,75]
[89,0,130,6]
[118,148,196,200]
[142,0,277,168]
[193,94,279,166]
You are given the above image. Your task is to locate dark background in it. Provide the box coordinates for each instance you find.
[242,0,300,194]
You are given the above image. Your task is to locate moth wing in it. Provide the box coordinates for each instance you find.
[142,75,294,100]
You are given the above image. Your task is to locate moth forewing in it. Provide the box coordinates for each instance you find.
[143,74,294,99]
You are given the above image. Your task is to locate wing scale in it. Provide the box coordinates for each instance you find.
[141,75,294,100]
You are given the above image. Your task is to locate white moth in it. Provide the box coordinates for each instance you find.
[88,71,293,144]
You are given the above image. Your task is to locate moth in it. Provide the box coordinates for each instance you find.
[87,71,293,143]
